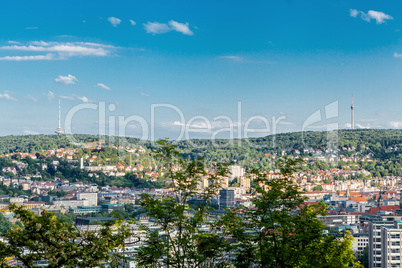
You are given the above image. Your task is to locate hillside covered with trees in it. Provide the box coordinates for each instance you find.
[2,129,402,156]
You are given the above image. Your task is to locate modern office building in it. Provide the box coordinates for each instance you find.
[219,188,235,209]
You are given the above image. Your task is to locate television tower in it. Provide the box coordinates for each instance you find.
[55,99,64,135]
[351,96,354,130]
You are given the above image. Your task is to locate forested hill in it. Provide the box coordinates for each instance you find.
[177,129,402,161]
[1,129,402,160]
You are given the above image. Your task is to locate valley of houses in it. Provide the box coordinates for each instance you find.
[1,146,402,267]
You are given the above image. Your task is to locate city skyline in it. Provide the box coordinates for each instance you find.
[1,0,402,140]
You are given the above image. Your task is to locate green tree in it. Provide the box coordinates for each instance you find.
[312,185,323,191]
[135,139,230,268]
[220,157,362,268]
[0,213,12,234]
[0,204,133,268]
[359,246,369,268]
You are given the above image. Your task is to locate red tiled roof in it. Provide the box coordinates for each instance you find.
[350,197,367,202]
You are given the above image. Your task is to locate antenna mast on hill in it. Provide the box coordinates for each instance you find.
[55,99,64,135]
[351,95,354,130]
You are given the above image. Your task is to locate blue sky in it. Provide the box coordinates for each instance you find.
[0,0,402,140]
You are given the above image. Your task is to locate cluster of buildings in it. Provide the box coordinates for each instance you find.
[4,142,402,266]
[298,188,402,268]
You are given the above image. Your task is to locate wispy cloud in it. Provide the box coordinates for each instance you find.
[0,90,17,101]
[8,41,21,45]
[0,54,54,61]
[108,17,121,27]
[45,91,55,101]
[0,41,116,61]
[59,95,75,100]
[345,122,371,129]
[144,22,171,34]
[130,19,136,26]
[349,9,393,24]
[143,20,194,35]
[388,121,402,128]
[0,93,17,101]
[55,74,78,85]
[25,27,38,30]
[168,21,193,35]
[23,130,39,135]
[96,83,111,90]
[219,55,275,64]
[394,52,402,58]
[219,56,243,62]
[60,94,91,103]
[75,95,89,103]
[25,95,38,102]
[140,92,150,97]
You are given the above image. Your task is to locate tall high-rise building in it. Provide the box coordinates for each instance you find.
[219,188,235,209]
[368,216,402,268]
[55,99,63,135]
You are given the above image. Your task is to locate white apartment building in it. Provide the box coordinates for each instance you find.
[352,233,369,258]
[77,192,98,206]
[381,222,402,268]
[369,217,402,268]
[228,165,244,182]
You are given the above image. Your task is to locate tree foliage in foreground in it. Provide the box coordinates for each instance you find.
[0,204,132,268]
[220,157,362,268]
[136,142,362,268]
[0,140,362,268]
[136,139,231,267]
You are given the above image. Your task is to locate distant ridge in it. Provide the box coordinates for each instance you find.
[1,129,402,158]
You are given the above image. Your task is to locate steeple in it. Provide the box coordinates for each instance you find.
[351,95,354,130]
[55,99,63,135]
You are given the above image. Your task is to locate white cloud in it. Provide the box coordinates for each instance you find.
[349,9,359,18]
[108,17,121,27]
[388,121,402,128]
[356,123,371,129]
[143,22,171,34]
[350,9,393,24]
[23,130,39,135]
[0,41,116,60]
[75,95,89,103]
[46,91,55,101]
[25,95,38,102]
[219,55,243,62]
[368,10,393,24]
[140,92,150,97]
[168,20,193,35]
[59,95,75,100]
[218,56,275,64]
[59,94,92,103]
[0,93,17,101]
[55,74,78,85]
[96,83,111,90]
[394,52,402,58]
[0,54,55,61]
[130,19,136,26]
[344,122,371,129]
[144,20,194,35]
[8,41,21,45]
